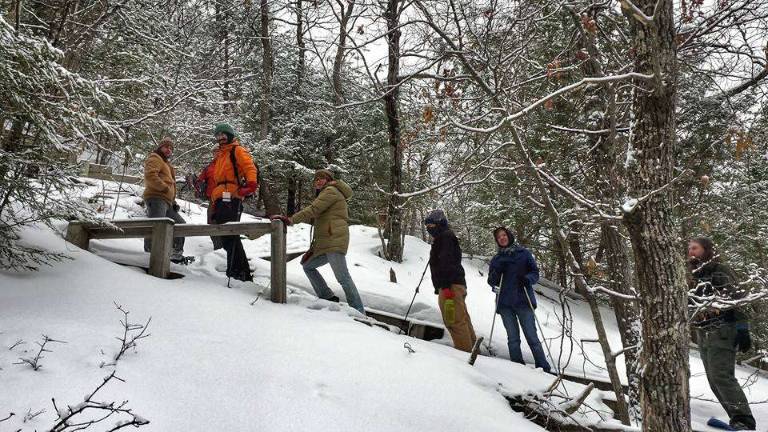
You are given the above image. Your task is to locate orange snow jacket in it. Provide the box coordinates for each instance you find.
[209,139,258,203]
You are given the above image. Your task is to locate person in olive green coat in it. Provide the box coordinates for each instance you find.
[688,237,755,431]
[271,170,365,314]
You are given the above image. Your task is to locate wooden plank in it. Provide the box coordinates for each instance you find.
[84,171,143,185]
[148,220,173,278]
[174,222,272,238]
[270,220,287,304]
[88,227,154,239]
[65,222,90,250]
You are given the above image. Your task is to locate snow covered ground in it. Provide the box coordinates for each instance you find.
[1,179,767,431]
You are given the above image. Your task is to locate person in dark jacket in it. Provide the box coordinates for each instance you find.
[487,227,550,372]
[688,237,755,431]
[424,209,477,352]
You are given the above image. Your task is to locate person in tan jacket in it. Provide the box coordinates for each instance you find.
[143,137,186,262]
[271,170,365,314]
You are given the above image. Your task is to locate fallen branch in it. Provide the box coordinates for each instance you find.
[562,382,595,414]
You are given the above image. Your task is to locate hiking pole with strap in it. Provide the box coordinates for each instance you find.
[400,260,431,335]
[522,283,559,374]
[486,273,504,357]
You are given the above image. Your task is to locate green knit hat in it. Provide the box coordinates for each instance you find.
[213,123,236,137]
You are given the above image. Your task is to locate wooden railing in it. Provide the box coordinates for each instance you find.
[65,218,287,303]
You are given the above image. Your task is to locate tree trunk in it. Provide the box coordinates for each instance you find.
[215,0,230,104]
[259,0,273,142]
[383,0,403,262]
[622,1,690,430]
[295,0,305,95]
[286,174,297,216]
[569,5,644,421]
[258,167,281,217]
[332,0,354,105]
[602,222,642,422]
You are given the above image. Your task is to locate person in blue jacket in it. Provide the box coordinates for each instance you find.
[487,226,550,372]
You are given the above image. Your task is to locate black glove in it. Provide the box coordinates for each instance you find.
[734,325,751,353]
[173,202,180,212]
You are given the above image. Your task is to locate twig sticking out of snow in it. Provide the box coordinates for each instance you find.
[14,334,66,371]
[113,303,151,363]
[49,371,150,432]
[23,408,46,422]
[0,412,14,423]
[8,338,26,350]
[403,342,415,354]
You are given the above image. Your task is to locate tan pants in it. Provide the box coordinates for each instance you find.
[438,284,477,352]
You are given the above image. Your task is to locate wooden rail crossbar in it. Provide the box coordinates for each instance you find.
[65,218,287,303]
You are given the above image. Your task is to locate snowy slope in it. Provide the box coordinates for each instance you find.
[1,179,767,432]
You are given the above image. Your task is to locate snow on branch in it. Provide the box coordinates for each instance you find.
[451,73,654,135]
[536,168,621,221]
[619,0,654,25]
[621,169,693,215]
[49,371,149,432]
[387,141,519,199]
[588,285,639,301]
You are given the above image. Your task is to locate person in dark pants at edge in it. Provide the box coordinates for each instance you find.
[424,209,477,353]
[206,123,258,282]
[271,170,365,315]
[487,227,551,373]
[688,237,755,431]
[143,136,186,263]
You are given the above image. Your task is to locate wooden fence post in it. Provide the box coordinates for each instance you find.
[65,222,90,250]
[270,219,287,303]
[148,219,174,278]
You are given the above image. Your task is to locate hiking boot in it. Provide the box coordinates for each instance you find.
[170,251,184,263]
[730,418,756,431]
[324,295,340,303]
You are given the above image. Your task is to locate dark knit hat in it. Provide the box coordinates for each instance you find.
[314,169,335,181]
[493,226,516,247]
[424,209,448,226]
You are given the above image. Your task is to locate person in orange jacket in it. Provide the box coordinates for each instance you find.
[206,123,258,282]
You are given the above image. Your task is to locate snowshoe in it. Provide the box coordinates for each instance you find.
[171,255,195,265]
[707,418,736,431]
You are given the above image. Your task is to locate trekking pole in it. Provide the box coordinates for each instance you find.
[400,260,431,335]
[486,274,504,357]
[522,284,559,374]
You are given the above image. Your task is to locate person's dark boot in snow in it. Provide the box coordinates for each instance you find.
[729,416,756,431]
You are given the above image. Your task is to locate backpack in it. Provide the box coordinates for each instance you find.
[229,146,259,198]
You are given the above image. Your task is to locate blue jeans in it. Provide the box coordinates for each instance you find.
[498,305,550,371]
[302,252,365,314]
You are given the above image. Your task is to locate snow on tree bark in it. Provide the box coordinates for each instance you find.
[621,0,691,430]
